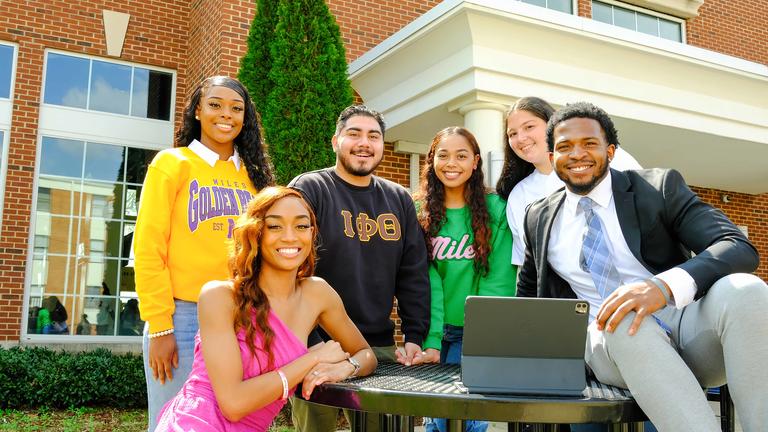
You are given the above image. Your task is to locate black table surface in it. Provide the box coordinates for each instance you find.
[303,362,648,424]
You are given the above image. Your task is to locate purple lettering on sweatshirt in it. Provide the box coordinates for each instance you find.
[188,180,199,232]
[187,180,254,233]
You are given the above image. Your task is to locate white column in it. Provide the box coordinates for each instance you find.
[409,153,421,193]
[458,102,506,186]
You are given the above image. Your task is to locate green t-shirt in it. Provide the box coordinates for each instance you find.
[422,193,517,350]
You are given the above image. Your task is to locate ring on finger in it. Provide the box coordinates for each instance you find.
[312,370,320,376]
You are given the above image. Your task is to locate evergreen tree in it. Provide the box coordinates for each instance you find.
[258,0,353,184]
[238,0,277,112]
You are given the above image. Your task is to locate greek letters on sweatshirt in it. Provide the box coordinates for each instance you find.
[134,144,256,333]
[422,193,516,350]
[289,168,430,347]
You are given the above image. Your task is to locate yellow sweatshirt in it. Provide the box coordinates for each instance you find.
[134,145,256,332]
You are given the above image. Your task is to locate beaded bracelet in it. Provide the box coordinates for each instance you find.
[277,369,289,400]
[148,328,175,339]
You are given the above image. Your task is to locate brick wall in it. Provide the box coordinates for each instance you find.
[687,0,768,65]
[691,187,768,281]
[187,0,255,85]
[0,0,190,340]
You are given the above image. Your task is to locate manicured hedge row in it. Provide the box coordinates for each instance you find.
[0,347,146,409]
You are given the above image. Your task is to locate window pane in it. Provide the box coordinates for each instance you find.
[637,13,658,36]
[522,0,547,7]
[592,2,613,24]
[0,45,13,99]
[131,68,149,118]
[40,137,84,178]
[659,19,682,42]
[614,7,636,30]
[122,224,135,261]
[89,61,131,115]
[126,147,158,184]
[28,294,74,335]
[29,254,47,298]
[131,68,172,120]
[36,215,78,255]
[87,182,124,221]
[547,0,572,13]
[44,53,89,108]
[84,142,125,182]
[120,259,135,292]
[123,186,139,220]
[79,215,123,258]
[118,296,143,336]
[95,296,118,336]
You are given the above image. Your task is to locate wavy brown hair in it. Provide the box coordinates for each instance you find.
[228,186,317,369]
[415,127,491,276]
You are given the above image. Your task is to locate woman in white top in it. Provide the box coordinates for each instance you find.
[495,97,642,266]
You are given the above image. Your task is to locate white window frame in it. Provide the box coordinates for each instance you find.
[23,50,177,342]
[519,0,579,15]
[0,41,19,233]
[592,0,687,43]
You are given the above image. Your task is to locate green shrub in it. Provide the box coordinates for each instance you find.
[0,347,146,409]
[239,0,354,184]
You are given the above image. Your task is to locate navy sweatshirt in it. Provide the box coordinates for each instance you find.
[289,168,430,347]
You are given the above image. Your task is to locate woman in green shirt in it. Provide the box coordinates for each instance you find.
[416,127,517,432]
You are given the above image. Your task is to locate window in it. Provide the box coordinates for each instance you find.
[0,43,16,231]
[592,1,683,42]
[28,137,157,337]
[43,52,173,120]
[520,0,573,14]
[0,44,13,99]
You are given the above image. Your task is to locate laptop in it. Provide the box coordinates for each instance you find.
[461,296,590,396]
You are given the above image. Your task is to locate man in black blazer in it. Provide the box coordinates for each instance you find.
[517,102,768,431]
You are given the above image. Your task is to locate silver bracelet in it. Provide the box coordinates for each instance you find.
[649,277,672,305]
[148,328,175,339]
[277,369,289,400]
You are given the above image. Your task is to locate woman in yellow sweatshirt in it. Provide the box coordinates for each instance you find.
[134,76,274,431]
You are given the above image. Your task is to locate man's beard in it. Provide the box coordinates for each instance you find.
[339,153,382,177]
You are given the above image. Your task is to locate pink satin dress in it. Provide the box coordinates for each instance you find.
[155,310,308,431]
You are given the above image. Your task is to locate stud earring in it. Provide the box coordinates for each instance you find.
[195,115,199,120]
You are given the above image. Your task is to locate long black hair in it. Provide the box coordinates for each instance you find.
[175,76,274,190]
[494,97,554,199]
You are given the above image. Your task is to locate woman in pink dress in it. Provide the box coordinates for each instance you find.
[155,186,377,431]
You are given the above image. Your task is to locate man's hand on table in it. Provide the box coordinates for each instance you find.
[395,342,426,366]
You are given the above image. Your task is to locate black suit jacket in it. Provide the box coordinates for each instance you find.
[517,168,759,300]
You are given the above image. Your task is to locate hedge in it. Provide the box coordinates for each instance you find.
[0,346,146,409]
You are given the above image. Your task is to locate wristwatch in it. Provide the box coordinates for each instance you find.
[347,357,361,378]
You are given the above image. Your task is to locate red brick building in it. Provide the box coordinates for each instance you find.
[0,0,765,345]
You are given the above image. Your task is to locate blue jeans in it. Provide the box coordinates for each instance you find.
[143,299,198,432]
[424,325,488,432]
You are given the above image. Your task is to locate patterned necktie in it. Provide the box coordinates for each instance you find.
[578,197,672,332]
[578,197,621,298]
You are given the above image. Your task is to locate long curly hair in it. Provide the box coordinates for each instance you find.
[175,76,275,190]
[415,127,491,276]
[495,97,554,199]
[228,186,317,368]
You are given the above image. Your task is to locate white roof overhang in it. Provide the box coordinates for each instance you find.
[349,0,768,194]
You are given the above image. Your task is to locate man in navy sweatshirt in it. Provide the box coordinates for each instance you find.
[288,105,430,432]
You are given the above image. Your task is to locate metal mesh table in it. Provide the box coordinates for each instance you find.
[303,362,647,431]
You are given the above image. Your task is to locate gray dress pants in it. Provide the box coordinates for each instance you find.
[585,273,768,432]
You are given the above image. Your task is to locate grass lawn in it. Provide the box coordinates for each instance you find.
[0,408,296,431]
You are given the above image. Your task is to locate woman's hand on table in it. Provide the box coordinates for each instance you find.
[302,359,356,398]
[421,348,441,363]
